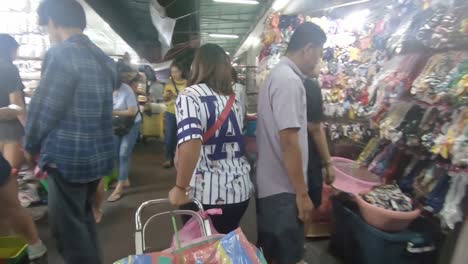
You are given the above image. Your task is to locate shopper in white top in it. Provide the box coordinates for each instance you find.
[168,44,252,234]
[231,67,248,117]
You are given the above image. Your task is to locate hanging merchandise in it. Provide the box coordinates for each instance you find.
[361,184,414,212]
[256,0,467,239]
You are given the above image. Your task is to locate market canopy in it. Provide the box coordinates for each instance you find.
[85,0,198,62]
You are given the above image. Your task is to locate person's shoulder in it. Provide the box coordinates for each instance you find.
[0,61,19,76]
[183,83,207,94]
[270,62,302,84]
[120,83,134,94]
[180,84,208,100]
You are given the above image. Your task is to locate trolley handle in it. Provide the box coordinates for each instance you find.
[134,198,207,254]
[135,198,204,231]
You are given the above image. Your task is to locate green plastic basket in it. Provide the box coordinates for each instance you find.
[0,237,28,264]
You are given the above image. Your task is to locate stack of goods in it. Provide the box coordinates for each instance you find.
[362,184,414,212]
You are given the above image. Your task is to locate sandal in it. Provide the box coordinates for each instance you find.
[107,192,123,202]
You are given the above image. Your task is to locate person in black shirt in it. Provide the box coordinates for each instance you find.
[0,34,26,170]
[304,78,335,208]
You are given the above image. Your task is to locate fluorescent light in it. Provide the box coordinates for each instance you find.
[226,52,230,55]
[213,0,259,4]
[272,0,290,11]
[343,9,370,31]
[209,34,239,39]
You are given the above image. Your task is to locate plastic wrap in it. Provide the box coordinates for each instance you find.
[115,229,266,264]
[171,209,221,248]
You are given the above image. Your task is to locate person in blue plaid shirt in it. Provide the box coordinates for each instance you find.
[24,1,115,263]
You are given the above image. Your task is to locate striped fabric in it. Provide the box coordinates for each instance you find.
[176,84,252,205]
[25,34,115,183]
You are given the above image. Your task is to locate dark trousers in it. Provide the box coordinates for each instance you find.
[181,200,250,234]
[47,169,102,264]
[164,112,177,161]
[257,193,305,264]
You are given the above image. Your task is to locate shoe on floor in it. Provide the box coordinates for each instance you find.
[28,241,47,260]
[162,161,173,169]
[107,191,123,202]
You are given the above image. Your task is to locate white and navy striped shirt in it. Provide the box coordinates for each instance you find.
[176,83,252,205]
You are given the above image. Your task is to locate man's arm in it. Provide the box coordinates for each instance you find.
[10,91,26,127]
[280,128,308,194]
[308,123,335,184]
[25,49,76,155]
[280,128,313,223]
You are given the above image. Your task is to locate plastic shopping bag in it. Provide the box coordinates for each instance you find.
[171,209,222,247]
[115,229,267,264]
[175,228,267,264]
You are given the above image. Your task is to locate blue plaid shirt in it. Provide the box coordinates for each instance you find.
[25,34,116,183]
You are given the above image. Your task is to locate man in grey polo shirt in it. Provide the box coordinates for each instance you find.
[256,22,327,264]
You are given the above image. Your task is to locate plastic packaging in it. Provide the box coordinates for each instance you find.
[171,209,221,247]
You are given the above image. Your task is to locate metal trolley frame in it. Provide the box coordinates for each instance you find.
[134,198,213,254]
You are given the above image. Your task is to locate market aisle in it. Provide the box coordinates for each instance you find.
[36,141,340,264]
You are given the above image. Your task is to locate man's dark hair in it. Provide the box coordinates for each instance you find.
[286,22,327,53]
[38,0,87,30]
[0,34,19,62]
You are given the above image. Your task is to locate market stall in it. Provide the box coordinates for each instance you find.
[254,0,467,263]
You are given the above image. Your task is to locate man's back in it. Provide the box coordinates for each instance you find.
[256,57,309,199]
[25,34,115,183]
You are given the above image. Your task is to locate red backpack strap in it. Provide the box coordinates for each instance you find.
[202,95,236,143]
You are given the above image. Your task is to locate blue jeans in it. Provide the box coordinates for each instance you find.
[113,121,141,181]
[164,112,177,161]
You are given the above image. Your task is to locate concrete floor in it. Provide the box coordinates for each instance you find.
[36,141,341,264]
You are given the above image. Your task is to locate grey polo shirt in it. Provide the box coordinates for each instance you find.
[256,57,309,199]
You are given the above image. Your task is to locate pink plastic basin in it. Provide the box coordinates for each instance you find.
[331,157,381,195]
[356,192,421,232]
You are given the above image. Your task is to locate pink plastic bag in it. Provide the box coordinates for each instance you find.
[171,208,222,247]
[34,166,48,179]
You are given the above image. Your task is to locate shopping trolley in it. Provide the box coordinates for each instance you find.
[134,198,215,254]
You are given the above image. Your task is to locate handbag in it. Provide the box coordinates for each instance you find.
[112,113,138,137]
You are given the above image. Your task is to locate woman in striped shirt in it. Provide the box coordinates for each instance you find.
[168,44,252,234]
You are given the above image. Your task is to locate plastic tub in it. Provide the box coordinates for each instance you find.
[331,157,381,195]
[356,192,421,232]
[245,114,257,137]
[0,236,28,264]
[330,194,435,264]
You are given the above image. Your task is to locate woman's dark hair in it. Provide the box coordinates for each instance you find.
[170,60,185,79]
[231,67,238,83]
[0,34,19,62]
[38,0,87,30]
[190,44,233,95]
